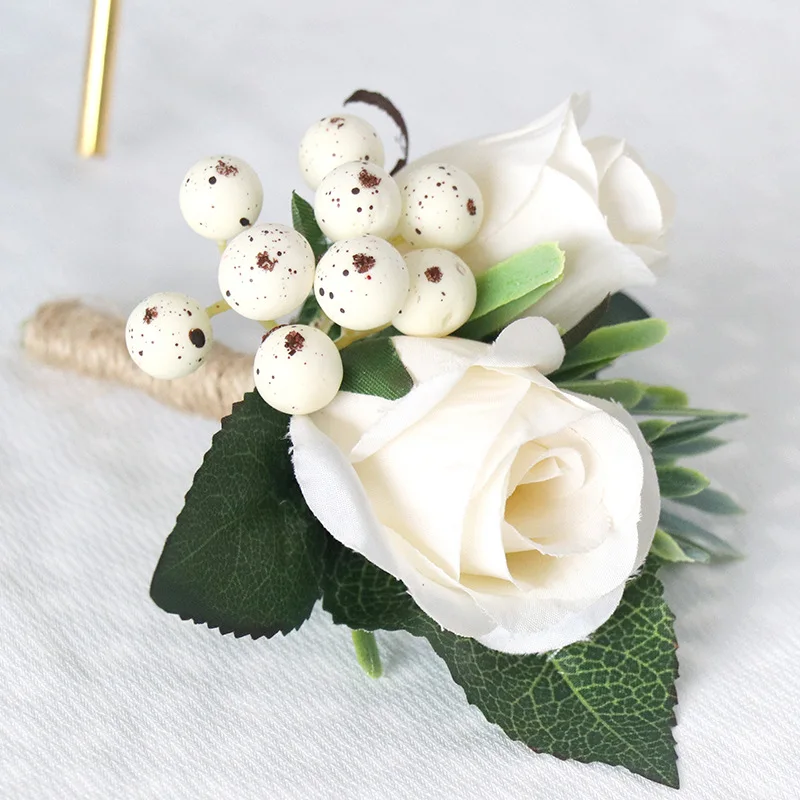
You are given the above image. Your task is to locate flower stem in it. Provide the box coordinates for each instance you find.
[351,629,383,678]
[205,299,231,318]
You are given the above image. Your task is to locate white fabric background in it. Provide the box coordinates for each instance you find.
[1,1,798,797]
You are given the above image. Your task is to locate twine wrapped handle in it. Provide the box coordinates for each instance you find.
[22,300,253,419]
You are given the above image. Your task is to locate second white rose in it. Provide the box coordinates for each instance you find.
[397,95,674,331]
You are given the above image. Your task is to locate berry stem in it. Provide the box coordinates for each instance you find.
[216,239,227,254]
[205,299,231,318]
[350,629,383,678]
[335,325,391,350]
[259,320,278,331]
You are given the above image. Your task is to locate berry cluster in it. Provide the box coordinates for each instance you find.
[126,113,485,415]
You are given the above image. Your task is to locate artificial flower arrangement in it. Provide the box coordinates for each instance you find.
[122,91,744,789]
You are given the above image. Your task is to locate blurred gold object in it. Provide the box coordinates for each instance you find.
[77,0,121,157]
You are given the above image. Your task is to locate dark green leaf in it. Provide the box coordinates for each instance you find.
[552,319,668,381]
[652,416,740,448]
[297,293,323,325]
[653,436,727,462]
[659,510,742,562]
[150,392,328,637]
[560,295,611,351]
[339,337,413,400]
[674,488,745,515]
[559,379,646,408]
[455,244,564,340]
[650,529,710,564]
[291,191,329,261]
[657,465,710,498]
[549,356,617,382]
[639,420,674,444]
[323,545,678,787]
[598,292,652,326]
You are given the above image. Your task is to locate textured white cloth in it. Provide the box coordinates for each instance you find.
[1,1,798,798]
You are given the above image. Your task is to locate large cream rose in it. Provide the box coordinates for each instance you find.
[397,95,674,331]
[290,318,659,654]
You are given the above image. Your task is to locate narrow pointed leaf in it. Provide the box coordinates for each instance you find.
[557,319,668,372]
[653,436,727,462]
[560,379,646,408]
[150,393,328,637]
[634,385,689,411]
[652,416,741,448]
[659,510,743,562]
[639,420,674,443]
[550,357,617,382]
[650,529,709,563]
[657,465,710,497]
[674,488,745,515]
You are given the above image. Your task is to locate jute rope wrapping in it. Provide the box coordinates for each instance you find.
[23,300,253,420]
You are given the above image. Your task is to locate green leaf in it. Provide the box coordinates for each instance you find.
[634,385,689,412]
[653,436,727,462]
[674,487,745,515]
[149,392,328,637]
[339,337,413,400]
[558,319,668,373]
[549,357,617,382]
[323,545,679,787]
[650,529,710,564]
[639,420,674,444]
[560,295,611,351]
[559,379,646,408]
[657,465,710,498]
[455,243,564,340]
[598,292,652,326]
[652,416,739,448]
[659,510,742,562]
[291,191,329,261]
[297,293,323,325]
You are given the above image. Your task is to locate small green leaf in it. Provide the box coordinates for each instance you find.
[650,529,709,563]
[339,338,413,400]
[549,357,618,382]
[659,510,743,562]
[657,465,710,497]
[455,243,564,340]
[653,436,727,462]
[597,292,652,326]
[652,416,740,448]
[634,385,689,411]
[291,191,329,261]
[150,392,328,637]
[674,488,745,515]
[639,420,674,444]
[554,319,668,379]
[323,545,679,787]
[560,295,611,350]
[559,379,646,408]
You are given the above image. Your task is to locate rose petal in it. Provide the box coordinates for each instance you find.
[600,154,665,244]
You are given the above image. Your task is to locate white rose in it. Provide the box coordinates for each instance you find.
[290,318,659,654]
[398,95,674,331]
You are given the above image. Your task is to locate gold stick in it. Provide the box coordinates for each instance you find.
[77,0,121,157]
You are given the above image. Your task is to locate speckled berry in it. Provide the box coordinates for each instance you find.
[392,249,477,337]
[397,162,484,249]
[179,155,263,242]
[314,236,409,331]
[314,161,401,242]
[254,324,343,415]
[218,224,315,320]
[299,114,385,190]
[125,292,213,380]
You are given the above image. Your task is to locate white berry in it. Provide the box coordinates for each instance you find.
[393,249,477,337]
[179,155,263,242]
[314,161,401,242]
[315,236,409,330]
[397,162,484,249]
[126,292,213,380]
[254,325,343,415]
[299,114,385,190]
[218,223,315,321]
